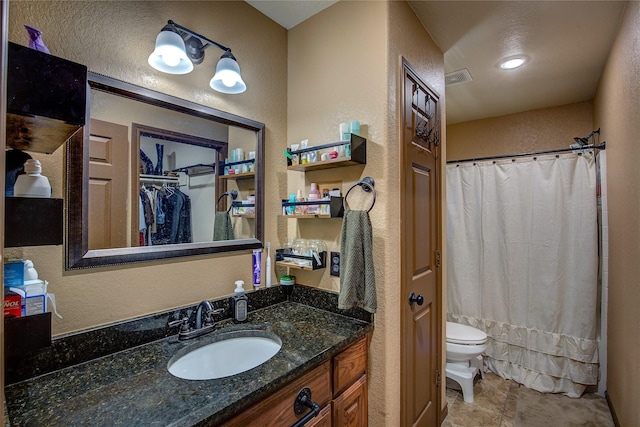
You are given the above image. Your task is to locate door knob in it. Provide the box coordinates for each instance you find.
[408,292,424,306]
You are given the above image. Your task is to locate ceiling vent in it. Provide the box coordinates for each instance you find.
[445,68,473,87]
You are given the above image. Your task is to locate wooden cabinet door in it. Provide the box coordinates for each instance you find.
[332,375,367,427]
[305,404,332,427]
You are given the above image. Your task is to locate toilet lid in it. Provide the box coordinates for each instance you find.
[446,322,487,344]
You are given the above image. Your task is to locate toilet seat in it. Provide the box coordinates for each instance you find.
[445,322,488,403]
[446,321,487,345]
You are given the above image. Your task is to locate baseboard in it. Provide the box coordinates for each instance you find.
[605,391,620,427]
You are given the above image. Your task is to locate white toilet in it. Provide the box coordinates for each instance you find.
[446,321,488,403]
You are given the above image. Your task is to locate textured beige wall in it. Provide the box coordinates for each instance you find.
[288,2,390,423]
[388,1,447,421]
[286,0,387,293]
[593,2,640,425]
[447,101,594,160]
[7,1,287,336]
[288,1,445,424]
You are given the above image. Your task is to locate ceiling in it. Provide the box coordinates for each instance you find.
[246,1,626,124]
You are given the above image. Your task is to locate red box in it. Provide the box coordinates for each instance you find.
[4,292,22,318]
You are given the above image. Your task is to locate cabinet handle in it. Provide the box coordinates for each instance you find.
[291,387,321,427]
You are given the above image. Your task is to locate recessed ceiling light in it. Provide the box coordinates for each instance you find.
[499,55,528,70]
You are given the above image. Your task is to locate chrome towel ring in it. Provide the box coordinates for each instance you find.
[343,176,376,213]
[216,189,238,213]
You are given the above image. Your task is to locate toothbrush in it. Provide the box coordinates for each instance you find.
[265,242,272,288]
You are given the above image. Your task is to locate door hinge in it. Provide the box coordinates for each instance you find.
[436,370,441,387]
[435,250,441,268]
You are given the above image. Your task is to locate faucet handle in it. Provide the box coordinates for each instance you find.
[209,308,225,317]
[168,317,190,332]
[203,308,225,327]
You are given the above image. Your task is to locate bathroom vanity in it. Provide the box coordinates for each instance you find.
[4,289,372,426]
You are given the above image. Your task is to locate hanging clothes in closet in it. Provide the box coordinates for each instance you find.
[139,184,192,246]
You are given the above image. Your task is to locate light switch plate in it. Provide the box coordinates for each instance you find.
[330,251,340,277]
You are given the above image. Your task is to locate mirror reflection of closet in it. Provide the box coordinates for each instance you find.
[133,124,224,249]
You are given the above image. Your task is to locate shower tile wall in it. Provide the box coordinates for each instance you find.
[597,151,609,397]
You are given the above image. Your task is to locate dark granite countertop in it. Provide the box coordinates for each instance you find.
[5,301,372,426]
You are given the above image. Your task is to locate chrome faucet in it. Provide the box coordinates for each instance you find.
[168,300,224,340]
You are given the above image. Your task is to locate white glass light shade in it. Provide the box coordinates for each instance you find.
[210,56,246,94]
[148,30,194,75]
[499,55,528,70]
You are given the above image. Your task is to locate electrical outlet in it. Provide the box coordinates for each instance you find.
[330,251,340,277]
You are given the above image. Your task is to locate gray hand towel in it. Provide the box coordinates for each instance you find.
[213,211,234,241]
[338,210,376,313]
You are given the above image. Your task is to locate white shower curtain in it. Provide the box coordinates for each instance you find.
[446,152,599,397]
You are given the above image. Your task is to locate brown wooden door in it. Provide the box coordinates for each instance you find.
[400,59,441,427]
[88,119,129,250]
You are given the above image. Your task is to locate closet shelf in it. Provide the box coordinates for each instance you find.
[172,163,215,176]
[140,174,179,183]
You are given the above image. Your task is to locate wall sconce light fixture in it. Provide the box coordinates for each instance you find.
[148,20,246,94]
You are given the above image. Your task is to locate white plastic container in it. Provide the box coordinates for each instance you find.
[13,159,51,198]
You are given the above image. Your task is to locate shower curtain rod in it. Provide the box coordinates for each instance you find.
[446,141,606,164]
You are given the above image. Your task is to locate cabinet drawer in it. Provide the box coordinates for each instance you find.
[333,336,367,397]
[222,361,331,427]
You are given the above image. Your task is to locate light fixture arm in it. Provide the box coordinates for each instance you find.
[168,20,231,54]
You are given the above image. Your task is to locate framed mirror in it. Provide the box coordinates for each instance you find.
[66,72,264,270]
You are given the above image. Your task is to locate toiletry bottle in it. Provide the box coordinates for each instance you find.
[14,159,52,198]
[287,193,296,215]
[308,183,320,215]
[252,249,262,288]
[310,183,320,198]
[295,189,306,214]
[232,280,248,323]
[322,188,331,214]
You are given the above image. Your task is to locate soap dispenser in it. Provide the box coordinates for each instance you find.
[231,280,248,323]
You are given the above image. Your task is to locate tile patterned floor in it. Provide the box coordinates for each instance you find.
[442,373,615,427]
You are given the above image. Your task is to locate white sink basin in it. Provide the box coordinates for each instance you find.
[168,330,282,380]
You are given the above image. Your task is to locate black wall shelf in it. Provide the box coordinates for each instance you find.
[275,249,326,270]
[4,198,63,247]
[6,42,87,154]
[4,312,52,358]
[286,134,366,172]
[281,197,344,218]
